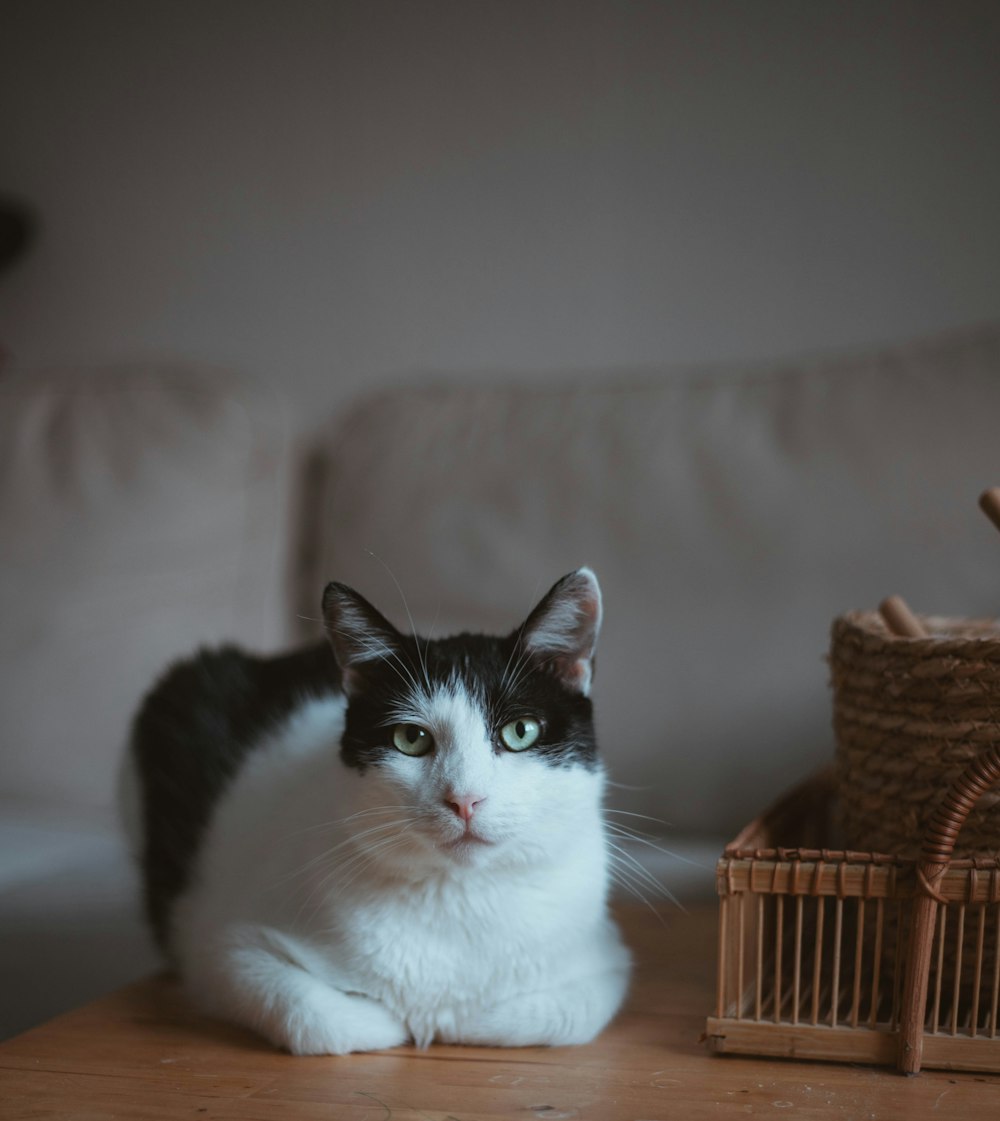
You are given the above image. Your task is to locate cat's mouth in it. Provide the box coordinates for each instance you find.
[441,830,494,851]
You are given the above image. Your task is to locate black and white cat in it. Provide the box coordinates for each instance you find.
[122,568,631,1054]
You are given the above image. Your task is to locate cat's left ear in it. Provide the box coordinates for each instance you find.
[518,568,603,696]
[321,581,402,693]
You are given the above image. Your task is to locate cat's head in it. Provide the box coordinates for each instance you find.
[321,569,605,870]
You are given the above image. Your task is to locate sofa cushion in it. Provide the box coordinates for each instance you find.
[300,324,1000,836]
[0,366,289,813]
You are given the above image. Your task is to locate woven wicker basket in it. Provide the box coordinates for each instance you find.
[831,611,1000,860]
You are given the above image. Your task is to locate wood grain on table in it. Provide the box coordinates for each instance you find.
[1,902,997,1120]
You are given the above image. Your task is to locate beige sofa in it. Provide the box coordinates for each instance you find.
[3,324,1000,1038]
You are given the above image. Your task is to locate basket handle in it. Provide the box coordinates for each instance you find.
[897,744,1000,1074]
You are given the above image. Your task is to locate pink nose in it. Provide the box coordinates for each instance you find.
[445,793,486,822]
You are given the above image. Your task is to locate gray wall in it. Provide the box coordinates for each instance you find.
[2,0,999,430]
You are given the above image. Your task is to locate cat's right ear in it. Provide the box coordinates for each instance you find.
[518,567,603,696]
[321,582,402,693]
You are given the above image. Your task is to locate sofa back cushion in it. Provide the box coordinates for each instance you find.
[300,325,1000,835]
[0,366,289,813]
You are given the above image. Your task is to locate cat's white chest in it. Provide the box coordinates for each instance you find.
[331,874,577,1041]
[340,875,548,992]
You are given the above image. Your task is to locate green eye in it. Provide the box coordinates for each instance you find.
[391,723,434,757]
[500,717,541,752]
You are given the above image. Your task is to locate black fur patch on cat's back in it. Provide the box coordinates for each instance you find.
[130,641,340,950]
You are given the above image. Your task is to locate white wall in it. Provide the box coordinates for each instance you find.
[2,0,999,430]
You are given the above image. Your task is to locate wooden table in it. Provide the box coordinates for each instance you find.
[2,902,997,1119]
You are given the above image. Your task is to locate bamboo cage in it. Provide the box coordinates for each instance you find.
[706,763,1000,1074]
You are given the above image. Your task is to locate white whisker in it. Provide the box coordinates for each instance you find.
[331,835,415,897]
[326,625,426,698]
[364,550,432,696]
[276,805,420,843]
[603,822,708,871]
[604,807,671,827]
[292,825,418,927]
[269,819,418,893]
[606,840,684,913]
[607,865,670,929]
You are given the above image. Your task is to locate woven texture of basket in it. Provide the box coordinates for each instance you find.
[831,610,1000,860]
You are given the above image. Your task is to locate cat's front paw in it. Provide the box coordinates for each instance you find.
[267,988,409,1056]
[440,964,631,1048]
